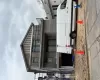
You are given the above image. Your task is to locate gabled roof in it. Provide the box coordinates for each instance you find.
[20,23,34,71]
[20,18,44,73]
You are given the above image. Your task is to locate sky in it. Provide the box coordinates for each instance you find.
[0,0,46,80]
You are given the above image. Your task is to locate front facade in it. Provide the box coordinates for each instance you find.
[21,18,74,74]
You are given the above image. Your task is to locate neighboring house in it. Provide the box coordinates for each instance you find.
[20,18,74,74]
[41,0,64,19]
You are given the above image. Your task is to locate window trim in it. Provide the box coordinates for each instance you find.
[32,25,40,52]
[32,39,40,52]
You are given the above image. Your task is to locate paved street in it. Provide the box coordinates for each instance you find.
[86,0,100,80]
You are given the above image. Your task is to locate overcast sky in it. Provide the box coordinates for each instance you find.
[0,0,46,80]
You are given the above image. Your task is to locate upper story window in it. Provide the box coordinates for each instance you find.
[32,39,40,52]
[53,7,57,10]
[32,25,41,52]
[33,25,40,35]
[52,5,58,10]
[60,0,67,9]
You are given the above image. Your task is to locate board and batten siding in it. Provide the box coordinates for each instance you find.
[44,19,56,34]
[23,26,33,67]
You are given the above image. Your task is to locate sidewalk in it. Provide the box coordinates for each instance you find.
[86,0,100,80]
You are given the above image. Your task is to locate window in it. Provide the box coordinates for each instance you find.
[33,26,40,35]
[52,5,58,8]
[48,58,52,63]
[32,25,41,52]
[52,5,58,10]
[32,39,40,52]
[53,7,57,10]
[33,46,40,52]
[32,57,39,63]
[60,0,67,9]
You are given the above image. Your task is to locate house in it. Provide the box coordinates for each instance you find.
[41,0,64,19]
[20,18,74,74]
